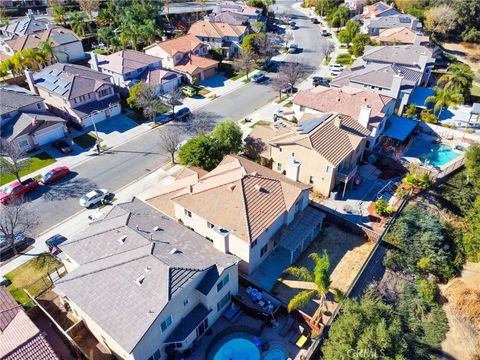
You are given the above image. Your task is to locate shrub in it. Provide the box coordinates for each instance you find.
[374,199,389,216]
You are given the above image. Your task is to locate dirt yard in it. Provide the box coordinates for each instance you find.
[272,222,375,324]
[442,42,480,77]
[440,261,480,360]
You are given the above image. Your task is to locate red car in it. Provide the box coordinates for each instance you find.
[41,166,70,185]
[0,178,39,204]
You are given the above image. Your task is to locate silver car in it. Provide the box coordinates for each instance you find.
[79,189,111,208]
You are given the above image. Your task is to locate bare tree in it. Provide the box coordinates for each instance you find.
[321,39,335,61]
[163,89,184,116]
[158,125,184,164]
[233,49,255,80]
[285,32,294,49]
[279,62,306,94]
[0,199,38,254]
[256,34,280,60]
[0,139,30,183]
[135,83,164,123]
[79,0,100,21]
[271,75,289,100]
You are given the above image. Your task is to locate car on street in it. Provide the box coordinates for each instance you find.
[252,72,266,82]
[40,166,70,185]
[0,178,39,204]
[311,17,319,24]
[79,189,112,208]
[289,21,296,26]
[330,68,343,76]
[312,76,330,87]
[290,24,298,30]
[281,85,298,94]
[329,63,344,71]
[53,139,72,154]
[180,86,197,97]
[45,234,67,251]
[288,43,298,54]
[174,107,192,121]
[0,232,30,258]
[321,28,331,36]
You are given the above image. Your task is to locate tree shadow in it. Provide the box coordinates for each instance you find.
[40,176,97,202]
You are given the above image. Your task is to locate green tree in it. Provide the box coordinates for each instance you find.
[178,133,222,170]
[211,121,243,155]
[284,251,334,326]
[438,63,474,98]
[425,86,463,118]
[242,33,260,54]
[69,11,88,37]
[463,198,480,262]
[338,20,360,46]
[350,33,373,57]
[415,278,437,304]
[403,104,417,119]
[322,294,409,360]
[327,6,349,28]
[52,6,68,27]
[465,143,480,189]
[453,0,480,39]
[127,82,143,109]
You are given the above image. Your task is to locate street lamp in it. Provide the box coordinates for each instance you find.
[90,110,102,152]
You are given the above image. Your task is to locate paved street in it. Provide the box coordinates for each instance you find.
[2,0,328,244]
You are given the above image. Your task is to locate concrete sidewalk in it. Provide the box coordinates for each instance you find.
[0,163,182,276]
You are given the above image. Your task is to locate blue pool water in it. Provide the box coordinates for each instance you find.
[212,337,260,360]
[264,348,288,360]
[405,143,461,167]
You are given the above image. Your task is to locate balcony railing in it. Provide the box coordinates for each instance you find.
[336,165,358,182]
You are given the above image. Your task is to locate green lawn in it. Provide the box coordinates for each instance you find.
[5,254,62,307]
[250,120,272,128]
[73,132,103,149]
[335,53,354,66]
[197,87,211,96]
[284,101,293,108]
[0,152,56,186]
[471,84,480,102]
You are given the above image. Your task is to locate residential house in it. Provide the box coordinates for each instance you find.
[371,26,428,45]
[0,1,47,9]
[353,44,437,86]
[89,50,163,89]
[2,27,85,63]
[26,63,121,128]
[55,198,238,360]
[207,1,263,25]
[145,69,183,95]
[292,85,395,149]
[330,63,423,114]
[0,85,67,151]
[0,286,60,359]
[344,0,367,14]
[362,14,422,35]
[147,156,320,275]
[188,21,248,58]
[144,34,218,82]
[248,113,370,197]
[361,1,400,20]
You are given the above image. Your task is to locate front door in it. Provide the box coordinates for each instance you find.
[196,318,208,339]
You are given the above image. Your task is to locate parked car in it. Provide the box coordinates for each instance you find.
[79,189,112,208]
[288,43,298,54]
[0,232,30,257]
[289,21,296,26]
[40,166,70,185]
[0,178,39,204]
[53,139,72,154]
[45,234,67,251]
[330,68,343,76]
[329,63,344,71]
[180,86,197,97]
[281,85,298,94]
[252,73,266,82]
[174,107,192,121]
[312,76,330,87]
[311,17,319,24]
[321,28,331,36]
[290,24,298,30]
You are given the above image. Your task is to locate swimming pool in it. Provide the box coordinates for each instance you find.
[264,348,288,360]
[405,142,461,167]
[212,333,261,360]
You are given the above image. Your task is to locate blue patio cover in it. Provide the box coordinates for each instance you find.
[383,115,417,141]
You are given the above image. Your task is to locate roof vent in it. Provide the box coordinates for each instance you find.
[169,248,179,254]
[117,235,127,244]
[145,266,152,272]
[189,185,194,193]
[251,171,258,176]
[227,184,236,192]
[135,275,145,286]
[150,242,156,254]
[336,97,341,102]
[153,226,160,231]
[254,184,264,192]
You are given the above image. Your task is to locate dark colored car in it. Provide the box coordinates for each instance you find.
[312,76,330,87]
[41,166,71,185]
[0,178,39,204]
[311,18,319,24]
[0,232,31,259]
[53,139,72,154]
[281,85,298,94]
[45,234,67,251]
[174,107,192,121]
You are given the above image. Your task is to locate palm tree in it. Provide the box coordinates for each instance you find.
[438,63,474,97]
[96,8,114,27]
[39,41,57,63]
[284,251,334,326]
[69,11,88,37]
[139,19,160,46]
[426,86,463,118]
[52,6,68,27]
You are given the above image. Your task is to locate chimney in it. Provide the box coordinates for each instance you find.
[410,18,418,30]
[413,33,422,45]
[358,105,372,129]
[90,52,99,71]
[334,116,343,128]
[24,69,38,94]
[26,9,35,20]
[31,116,38,127]
[390,73,403,99]
[418,52,430,72]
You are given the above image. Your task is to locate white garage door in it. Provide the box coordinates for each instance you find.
[34,126,65,146]
[83,110,107,128]
[108,104,121,117]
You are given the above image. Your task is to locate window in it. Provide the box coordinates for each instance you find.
[325,166,332,174]
[250,239,257,248]
[260,244,268,257]
[277,163,282,171]
[36,103,42,109]
[207,221,214,229]
[217,273,230,292]
[98,88,112,98]
[309,176,315,184]
[183,298,190,307]
[184,209,192,217]
[160,315,173,333]
[217,292,231,311]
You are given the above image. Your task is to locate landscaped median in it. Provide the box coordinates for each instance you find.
[0,152,56,186]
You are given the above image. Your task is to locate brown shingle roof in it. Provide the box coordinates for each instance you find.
[174,54,218,75]
[148,155,310,242]
[144,34,204,55]
[371,26,429,44]
[188,21,247,39]
[5,27,80,52]
[92,50,161,75]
